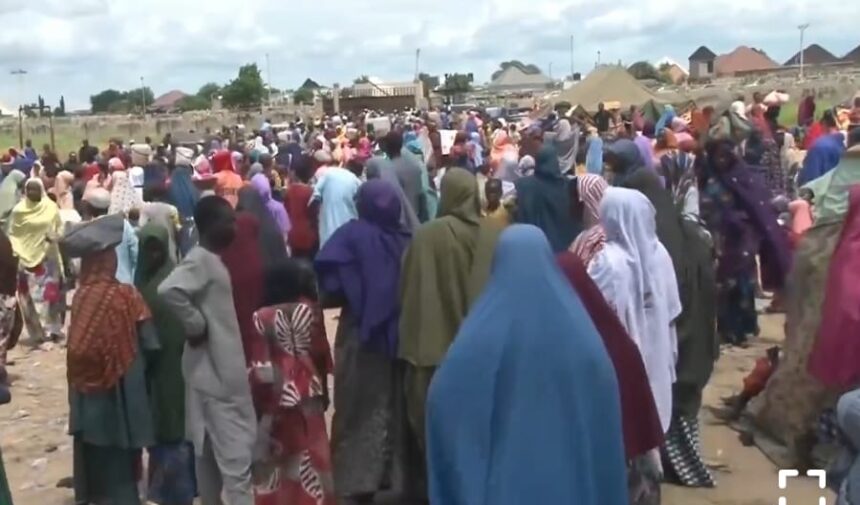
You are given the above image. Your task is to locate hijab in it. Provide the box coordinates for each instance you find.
[585,133,604,175]
[236,185,289,270]
[588,187,681,432]
[250,173,291,236]
[798,133,846,186]
[426,225,628,505]
[569,174,609,266]
[68,248,150,393]
[0,171,26,219]
[8,178,61,268]
[654,105,676,138]
[51,170,75,210]
[219,213,266,362]
[315,180,411,358]
[167,166,200,218]
[108,171,142,215]
[399,168,502,367]
[513,146,580,253]
[557,251,664,458]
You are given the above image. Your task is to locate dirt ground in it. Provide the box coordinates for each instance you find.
[0,309,834,505]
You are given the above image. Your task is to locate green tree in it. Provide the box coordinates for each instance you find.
[221,64,266,109]
[197,82,221,99]
[293,87,315,105]
[418,73,439,95]
[55,96,66,116]
[90,89,124,113]
[177,95,211,111]
[353,75,371,84]
[442,73,473,93]
[627,61,661,81]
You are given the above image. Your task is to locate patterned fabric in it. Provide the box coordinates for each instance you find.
[700,175,760,345]
[17,257,64,342]
[662,415,715,488]
[0,295,18,365]
[108,171,142,215]
[761,138,788,196]
[68,249,151,393]
[147,442,197,505]
[569,174,608,266]
[249,301,335,505]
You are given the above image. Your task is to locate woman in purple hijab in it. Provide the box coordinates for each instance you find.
[250,173,291,238]
[699,138,790,346]
[314,179,418,502]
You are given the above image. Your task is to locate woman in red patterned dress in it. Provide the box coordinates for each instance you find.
[249,258,335,505]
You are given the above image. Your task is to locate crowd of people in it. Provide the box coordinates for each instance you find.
[0,90,855,505]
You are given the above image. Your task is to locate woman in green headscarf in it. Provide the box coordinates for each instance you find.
[398,167,503,497]
[135,224,195,505]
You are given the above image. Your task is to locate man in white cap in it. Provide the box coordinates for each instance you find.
[83,187,138,285]
[130,144,152,200]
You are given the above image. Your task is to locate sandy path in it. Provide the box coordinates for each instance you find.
[0,310,833,504]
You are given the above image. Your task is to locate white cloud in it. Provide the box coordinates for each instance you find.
[0,0,855,109]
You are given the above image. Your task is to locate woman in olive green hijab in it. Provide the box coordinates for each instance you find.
[398,167,503,497]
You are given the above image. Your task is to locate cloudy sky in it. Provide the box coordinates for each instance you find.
[0,0,856,110]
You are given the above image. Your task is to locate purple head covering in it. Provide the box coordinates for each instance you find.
[633,135,655,172]
[250,173,291,236]
[705,139,791,290]
[314,179,411,357]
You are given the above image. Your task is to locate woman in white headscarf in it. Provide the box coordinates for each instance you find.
[587,186,681,435]
[108,171,142,216]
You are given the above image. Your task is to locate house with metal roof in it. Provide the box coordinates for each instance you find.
[487,64,553,93]
[688,46,717,80]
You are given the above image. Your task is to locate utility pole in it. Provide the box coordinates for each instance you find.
[569,35,574,79]
[265,53,273,107]
[415,48,421,81]
[798,23,810,80]
[597,50,602,67]
[140,76,147,116]
[11,69,26,148]
[548,62,553,80]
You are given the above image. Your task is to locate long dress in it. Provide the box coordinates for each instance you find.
[248,301,336,505]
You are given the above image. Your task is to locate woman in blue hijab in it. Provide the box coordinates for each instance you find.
[426,224,628,505]
[166,161,200,256]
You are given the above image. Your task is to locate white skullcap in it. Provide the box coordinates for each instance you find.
[83,187,111,210]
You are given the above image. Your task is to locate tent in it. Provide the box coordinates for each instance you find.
[553,66,663,112]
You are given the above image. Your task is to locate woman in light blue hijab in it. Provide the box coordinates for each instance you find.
[654,104,676,139]
[585,132,604,175]
[426,224,628,505]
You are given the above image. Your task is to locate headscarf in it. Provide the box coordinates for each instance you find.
[513,146,580,252]
[211,149,234,174]
[654,105,676,138]
[398,168,503,367]
[468,131,484,170]
[798,133,846,186]
[797,95,816,126]
[496,150,521,185]
[557,251,664,458]
[730,100,748,120]
[68,248,150,393]
[50,170,75,211]
[167,166,200,218]
[426,225,628,505]
[134,223,186,440]
[108,157,125,172]
[237,186,289,270]
[108,171,142,215]
[633,134,655,172]
[569,174,608,266]
[315,180,411,358]
[0,170,26,219]
[808,186,860,388]
[250,173,291,236]
[219,213,266,362]
[8,178,61,268]
[703,140,791,290]
[355,137,372,161]
[588,187,681,431]
[585,134,604,175]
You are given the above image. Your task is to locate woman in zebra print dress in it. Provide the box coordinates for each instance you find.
[248,259,335,505]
